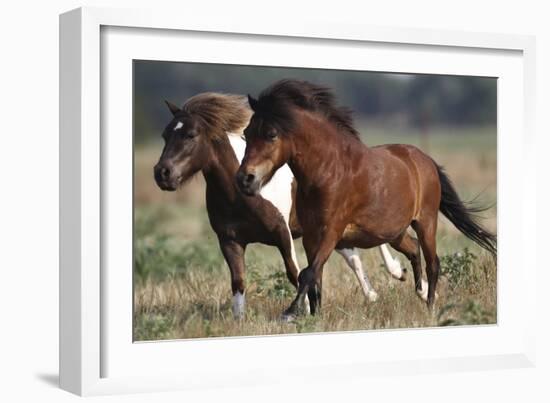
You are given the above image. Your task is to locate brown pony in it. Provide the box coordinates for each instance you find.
[154,93,300,319]
[153,92,406,319]
[237,79,497,316]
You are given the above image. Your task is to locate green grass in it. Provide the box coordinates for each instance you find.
[359,124,496,151]
[133,126,497,341]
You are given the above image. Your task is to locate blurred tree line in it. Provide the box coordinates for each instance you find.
[134,61,496,143]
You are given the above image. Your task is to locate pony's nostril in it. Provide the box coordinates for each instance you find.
[161,167,170,180]
[236,171,256,190]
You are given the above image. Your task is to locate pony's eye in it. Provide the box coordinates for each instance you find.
[267,129,278,140]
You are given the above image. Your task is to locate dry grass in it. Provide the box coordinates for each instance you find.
[134,247,496,340]
[134,126,497,341]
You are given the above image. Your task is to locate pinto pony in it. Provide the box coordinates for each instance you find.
[237,80,497,317]
[153,93,405,318]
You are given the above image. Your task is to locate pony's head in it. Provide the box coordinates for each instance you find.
[237,79,358,195]
[154,94,251,191]
[154,100,211,191]
[236,93,294,195]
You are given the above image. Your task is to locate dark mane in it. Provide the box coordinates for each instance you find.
[252,79,360,138]
[183,93,252,140]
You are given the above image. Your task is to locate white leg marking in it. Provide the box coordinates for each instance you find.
[416,279,438,302]
[416,279,429,302]
[336,248,378,302]
[232,292,245,319]
[379,244,405,280]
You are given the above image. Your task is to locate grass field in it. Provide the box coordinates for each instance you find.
[133,126,497,341]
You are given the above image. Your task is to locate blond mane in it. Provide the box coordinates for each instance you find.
[183,92,252,140]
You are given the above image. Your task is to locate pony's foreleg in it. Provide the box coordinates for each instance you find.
[277,224,310,316]
[219,239,247,319]
[301,232,339,315]
[288,232,311,314]
[275,224,299,288]
[335,248,378,302]
[378,244,406,281]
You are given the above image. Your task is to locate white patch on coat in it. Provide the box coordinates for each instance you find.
[227,133,246,161]
[232,292,245,319]
[174,121,183,130]
[227,134,293,224]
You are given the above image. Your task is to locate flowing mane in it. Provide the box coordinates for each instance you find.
[251,79,360,139]
[183,92,252,140]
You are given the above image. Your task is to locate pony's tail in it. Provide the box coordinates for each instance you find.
[436,164,497,257]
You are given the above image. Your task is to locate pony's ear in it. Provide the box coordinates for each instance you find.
[165,100,181,116]
[247,94,258,111]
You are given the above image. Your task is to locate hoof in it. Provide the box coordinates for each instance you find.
[367,290,379,302]
[416,279,438,303]
[416,287,429,303]
[389,263,407,281]
[280,312,297,323]
[232,312,245,321]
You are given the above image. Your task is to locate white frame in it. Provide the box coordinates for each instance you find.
[60,6,537,396]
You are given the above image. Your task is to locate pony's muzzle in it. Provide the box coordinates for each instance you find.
[154,162,177,191]
[236,169,260,196]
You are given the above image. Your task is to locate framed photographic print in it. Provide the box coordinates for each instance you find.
[60,6,537,396]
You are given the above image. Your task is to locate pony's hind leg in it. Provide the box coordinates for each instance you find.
[379,244,406,281]
[389,232,430,302]
[219,239,247,319]
[336,248,378,302]
[412,220,440,308]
